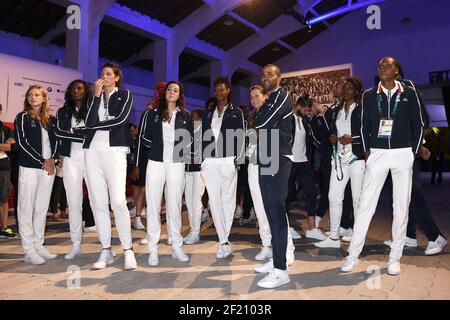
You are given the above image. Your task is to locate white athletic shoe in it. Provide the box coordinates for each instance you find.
[255,246,273,261]
[340,255,359,272]
[383,236,418,248]
[167,237,172,246]
[254,258,274,273]
[65,245,82,260]
[305,228,327,241]
[140,207,147,218]
[172,247,189,262]
[183,233,200,245]
[139,237,149,245]
[83,226,96,233]
[289,227,302,240]
[148,247,159,266]
[124,250,137,270]
[24,250,45,265]
[216,243,224,259]
[341,228,353,242]
[37,247,58,260]
[93,250,114,269]
[257,268,290,289]
[425,235,447,255]
[222,243,233,258]
[314,237,341,248]
[387,258,401,276]
[133,216,145,230]
[235,206,243,220]
[201,209,209,222]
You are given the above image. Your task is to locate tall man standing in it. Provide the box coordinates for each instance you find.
[254,64,293,289]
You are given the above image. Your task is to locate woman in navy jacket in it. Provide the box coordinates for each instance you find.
[83,62,137,270]
[133,81,193,266]
[14,85,59,265]
[315,77,365,249]
[55,79,90,260]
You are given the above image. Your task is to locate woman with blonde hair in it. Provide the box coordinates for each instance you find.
[14,85,59,264]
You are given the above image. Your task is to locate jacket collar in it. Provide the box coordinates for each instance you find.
[377,80,404,94]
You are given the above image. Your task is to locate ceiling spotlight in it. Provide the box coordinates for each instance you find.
[223,17,235,26]
[272,46,280,52]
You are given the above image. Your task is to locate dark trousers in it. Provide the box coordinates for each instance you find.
[259,157,292,270]
[49,176,67,213]
[82,196,95,227]
[430,153,443,185]
[201,190,209,209]
[317,156,331,217]
[286,161,317,216]
[407,159,441,241]
[236,164,253,219]
[341,184,354,229]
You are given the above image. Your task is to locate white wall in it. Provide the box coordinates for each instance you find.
[277,0,450,89]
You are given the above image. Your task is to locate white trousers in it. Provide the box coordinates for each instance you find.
[201,158,237,244]
[328,159,365,239]
[349,148,414,260]
[146,160,185,249]
[84,148,132,250]
[17,166,55,254]
[185,171,206,237]
[248,164,272,247]
[62,151,86,246]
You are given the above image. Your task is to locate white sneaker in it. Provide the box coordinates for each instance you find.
[140,207,147,218]
[167,237,172,245]
[216,243,224,259]
[249,208,257,221]
[340,255,359,272]
[387,258,401,276]
[235,206,243,219]
[222,243,233,258]
[172,247,189,262]
[83,226,96,233]
[341,228,353,242]
[255,246,273,261]
[37,247,58,260]
[139,237,149,245]
[148,247,159,266]
[93,249,114,269]
[314,237,341,248]
[289,227,302,240]
[383,236,418,248]
[124,250,137,270]
[24,251,46,265]
[257,268,291,289]
[425,235,447,255]
[305,228,327,241]
[254,258,274,273]
[201,209,209,222]
[133,216,145,230]
[65,245,82,260]
[183,233,200,245]
[315,216,322,228]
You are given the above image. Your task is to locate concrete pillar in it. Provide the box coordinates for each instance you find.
[209,60,225,96]
[153,39,179,84]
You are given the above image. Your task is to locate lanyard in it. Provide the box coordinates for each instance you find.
[296,116,302,132]
[377,91,400,119]
[332,144,344,181]
[102,92,110,118]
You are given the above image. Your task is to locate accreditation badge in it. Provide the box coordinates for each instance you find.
[378,119,393,139]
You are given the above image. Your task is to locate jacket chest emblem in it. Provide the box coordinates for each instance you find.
[30,120,37,128]
[154,115,159,123]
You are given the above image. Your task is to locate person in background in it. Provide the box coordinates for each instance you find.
[0,103,17,239]
[183,109,206,245]
[48,160,67,221]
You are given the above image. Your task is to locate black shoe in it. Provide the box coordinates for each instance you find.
[0,228,17,239]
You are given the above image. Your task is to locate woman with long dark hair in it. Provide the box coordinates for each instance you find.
[55,79,91,259]
[315,77,365,249]
[15,85,59,264]
[133,81,192,266]
[84,62,137,270]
